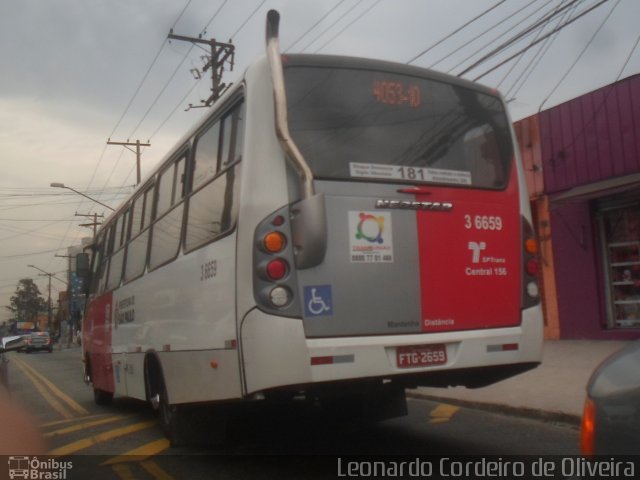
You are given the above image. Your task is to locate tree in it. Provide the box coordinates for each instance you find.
[6,278,47,325]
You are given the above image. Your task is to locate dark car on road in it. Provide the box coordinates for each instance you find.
[24,332,53,354]
[581,341,640,455]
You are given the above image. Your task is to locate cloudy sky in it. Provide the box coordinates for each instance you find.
[1,0,639,324]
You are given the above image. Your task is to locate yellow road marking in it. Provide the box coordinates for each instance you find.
[48,420,157,456]
[429,403,460,424]
[140,460,174,480]
[13,355,89,416]
[40,414,113,428]
[101,438,170,465]
[111,463,136,480]
[44,415,126,438]
[12,356,74,419]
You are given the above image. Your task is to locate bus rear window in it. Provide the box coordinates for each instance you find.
[284,65,513,189]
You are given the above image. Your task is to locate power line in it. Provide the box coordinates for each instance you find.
[285,0,348,52]
[438,0,547,73]
[456,0,585,77]
[501,0,577,98]
[538,0,621,111]
[107,0,194,140]
[406,0,506,65]
[229,0,268,39]
[313,0,383,53]
[555,29,640,155]
[468,0,612,81]
[299,0,364,52]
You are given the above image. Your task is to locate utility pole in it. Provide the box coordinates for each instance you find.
[168,31,235,109]
[76,212,104,238]
[106,139,150,185]
[27,266,56,333]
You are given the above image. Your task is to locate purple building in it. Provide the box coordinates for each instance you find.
[517,74,640,340]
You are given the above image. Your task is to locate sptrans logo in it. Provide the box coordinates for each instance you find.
[7,457,72,479]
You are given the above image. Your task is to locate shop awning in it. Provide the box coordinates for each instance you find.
[550,172,640,206]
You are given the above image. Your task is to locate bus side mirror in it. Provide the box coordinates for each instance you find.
[76,253,90,280]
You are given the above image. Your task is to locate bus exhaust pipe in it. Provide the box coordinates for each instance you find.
[266,9,327,269]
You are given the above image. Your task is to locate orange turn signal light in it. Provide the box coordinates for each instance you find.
[264,231,286,253]
[525,238,538,255]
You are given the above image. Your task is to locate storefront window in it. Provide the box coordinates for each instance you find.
[600,203,640,328]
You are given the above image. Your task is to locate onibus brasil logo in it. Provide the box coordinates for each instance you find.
[7,456,72,479]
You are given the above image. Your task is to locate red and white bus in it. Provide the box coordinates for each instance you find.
[80,11,542,445]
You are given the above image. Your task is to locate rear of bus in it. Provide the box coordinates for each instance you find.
[246,54,542,414]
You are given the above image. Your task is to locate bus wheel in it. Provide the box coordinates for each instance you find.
[93,388,113,406]
[157,379,191,446]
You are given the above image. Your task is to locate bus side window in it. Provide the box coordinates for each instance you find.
[97,227,113,295]
[149,155,187,270]
[90,232,105,295]
[193,121,221,190]
[185,101,243,252]
[220,102,244,167]
[107,209,128,291]
[124,183,154,283]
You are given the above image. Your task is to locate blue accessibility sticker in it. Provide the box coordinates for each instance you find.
[303,285,333,317]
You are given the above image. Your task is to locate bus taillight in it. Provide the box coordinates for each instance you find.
[266,258,288,280]
[522,217,541,309]
[269,286,292,307]
[263,231,286,253]
[253,207,301,316]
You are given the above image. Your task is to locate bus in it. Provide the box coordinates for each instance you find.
[80,10,542,445]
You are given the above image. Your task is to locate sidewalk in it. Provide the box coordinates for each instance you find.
[411,340,631,425]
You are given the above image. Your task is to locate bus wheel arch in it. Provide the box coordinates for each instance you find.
[143,352,164,408]
[83,353,92,385]
[84,353,113,406]
[144,352,189,446]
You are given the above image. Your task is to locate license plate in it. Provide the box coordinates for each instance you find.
[396,344,447,368]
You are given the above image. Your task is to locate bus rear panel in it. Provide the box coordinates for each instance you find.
[247,55,541,395]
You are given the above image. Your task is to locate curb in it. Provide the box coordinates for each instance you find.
[406,391,581,428]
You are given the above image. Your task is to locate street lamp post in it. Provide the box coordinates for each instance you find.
[50,183,115,211]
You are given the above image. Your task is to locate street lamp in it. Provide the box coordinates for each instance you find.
[50,182,115,211]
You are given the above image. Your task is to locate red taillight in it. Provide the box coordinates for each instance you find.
[526,258,539,276]
[266,258,287,280]
[271,215,285,227]
[522,217,541,308]
[255,208,299,314]
[580,397,596,456]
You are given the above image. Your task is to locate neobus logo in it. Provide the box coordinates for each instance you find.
[375,199,453,212]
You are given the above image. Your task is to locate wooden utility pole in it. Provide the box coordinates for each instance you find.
[168,31,235,109]
[106,139,150,185]
[76,212,104,238]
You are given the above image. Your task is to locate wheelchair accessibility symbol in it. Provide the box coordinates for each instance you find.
[304,285,333,317]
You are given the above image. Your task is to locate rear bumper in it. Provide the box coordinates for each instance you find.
[241,305,543,394]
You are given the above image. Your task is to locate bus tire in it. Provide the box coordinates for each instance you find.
[158,379,191,447]
[93,388,113,406]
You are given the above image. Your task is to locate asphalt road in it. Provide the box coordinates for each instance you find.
[2,347,580,479]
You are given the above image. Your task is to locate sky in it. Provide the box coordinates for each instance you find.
[1,0,639,324]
